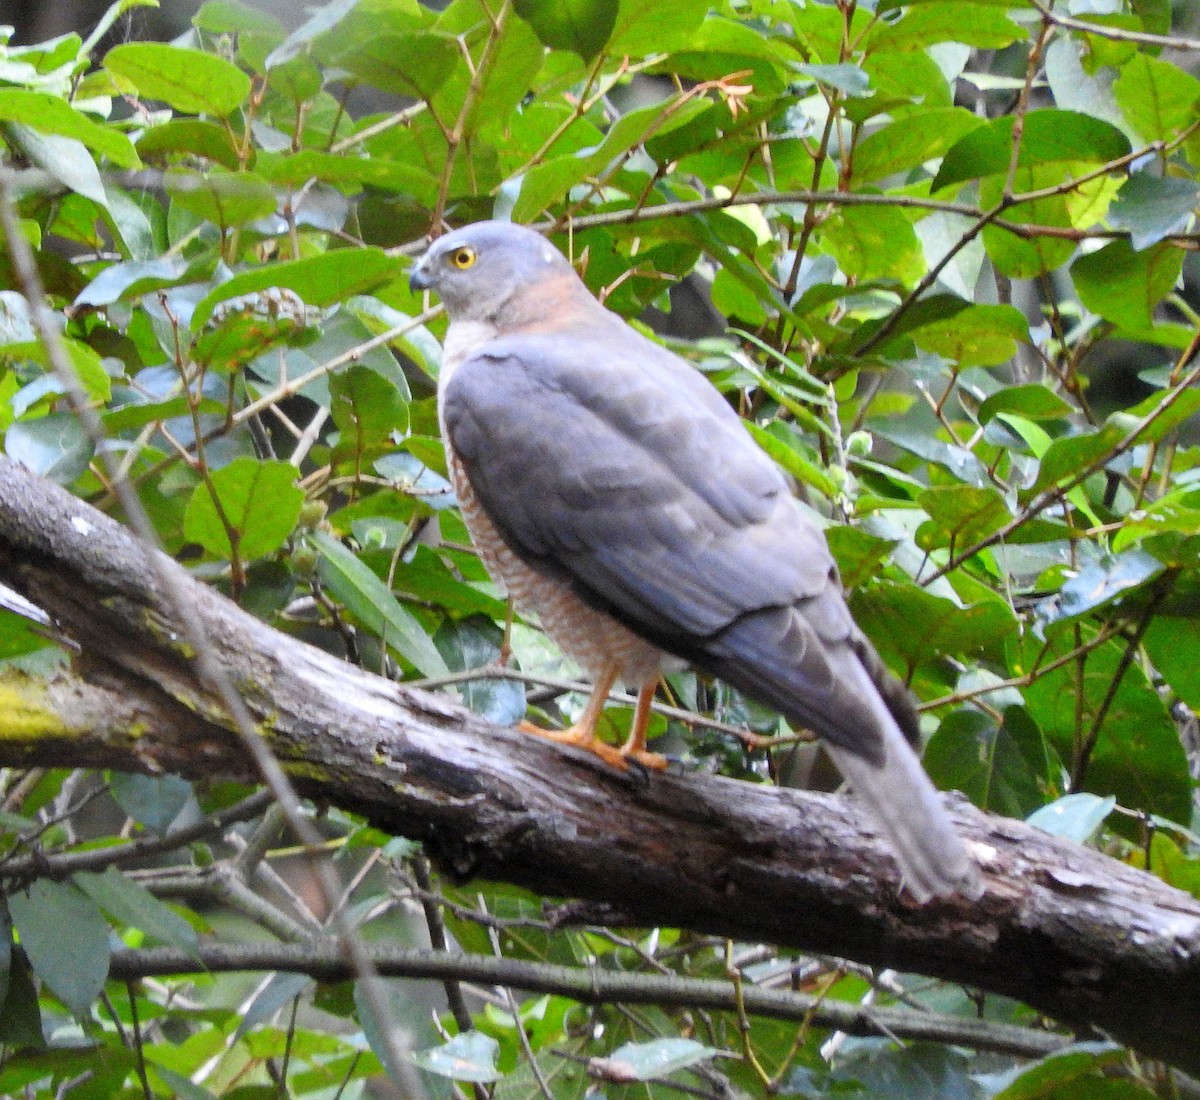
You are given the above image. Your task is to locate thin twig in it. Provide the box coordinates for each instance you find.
[108,941,1073,1061]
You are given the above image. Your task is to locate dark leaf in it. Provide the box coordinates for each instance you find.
[513,0,618,61]
[9,880,109,1017]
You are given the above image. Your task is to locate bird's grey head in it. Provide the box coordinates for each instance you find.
[409,221,574,323]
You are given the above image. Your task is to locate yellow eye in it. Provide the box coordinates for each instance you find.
[450,246,477,270]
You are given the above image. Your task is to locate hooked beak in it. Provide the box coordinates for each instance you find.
[409,257,433,292]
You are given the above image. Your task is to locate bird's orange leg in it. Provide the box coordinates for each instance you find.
[619,680,668,770]
[517,663,631,769]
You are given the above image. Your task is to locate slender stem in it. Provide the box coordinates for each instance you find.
[108,942,1072,1061]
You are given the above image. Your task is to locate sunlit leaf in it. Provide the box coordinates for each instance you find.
[184,456,305,560]
[0,90,139,168]
[105,42,251,115]
[933,110,1131,191]
[191,249,404,329]
[311,530,450,678]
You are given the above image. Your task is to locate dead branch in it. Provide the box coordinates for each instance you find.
[0,456,1196,1072]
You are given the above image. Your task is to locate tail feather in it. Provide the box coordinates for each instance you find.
[824,734,981,902]
[701,607,980,901]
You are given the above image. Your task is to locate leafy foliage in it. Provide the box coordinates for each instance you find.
[0,0,1198,1096]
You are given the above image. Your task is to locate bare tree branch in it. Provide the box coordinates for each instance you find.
[106,941,1067,1060]
[0,456,1197,1073]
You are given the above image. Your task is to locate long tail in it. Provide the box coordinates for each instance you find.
[700,608,981,902]
[822,698,981,901]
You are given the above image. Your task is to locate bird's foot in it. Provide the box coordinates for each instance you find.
[619,726,669,771]
[516,720,665,771]
[623,748,669,771]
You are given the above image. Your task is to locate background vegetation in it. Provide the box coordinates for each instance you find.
[0,0,1198,1095]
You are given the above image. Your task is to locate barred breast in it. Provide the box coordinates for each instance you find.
[447,450,663,687]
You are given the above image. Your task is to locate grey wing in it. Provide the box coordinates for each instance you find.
[442,327,907,762]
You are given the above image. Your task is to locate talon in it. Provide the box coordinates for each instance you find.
[626,749,669,771]
[516,719,630,770]
[514,667,666,772]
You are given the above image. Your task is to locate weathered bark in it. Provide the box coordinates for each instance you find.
[0,455,1197,1072]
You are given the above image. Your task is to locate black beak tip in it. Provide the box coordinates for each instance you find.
[409,266,431,293]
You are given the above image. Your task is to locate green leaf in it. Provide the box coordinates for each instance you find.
[607,1038,719,1081]
[191,249,404,329]
[825,527,898,591]
[0,903,10,1011]
[1027,793,1116,843]
[0,90,139,168]
[608,0,710,55]
[266,0,363,68]
[871,423,990,486]
[822,203,922,285]
[0,337,112,405]
[1038,549,1163,628]
[410,1031,501,1083]
[865,3,1024,50]
[978,383,1072,424]
[513,0,617,61]
[110,773,195,834]
[74,868,198,952]
[1144,616,1200,710]
[1032,424,1122,494]
[1071,239,1184,332]
[515,95,711,221]
[4,414,93,485]
[850,582,1015,674]
[104,394,227,433]
[978,166,1083,277]
[910,303,1028,367]
[256,148,433,192]
[0,608,54,661]
[992,1042,1124,1100]
[184,457,305,560]
[329,365,409,472]
[831,1044,976,1100]
[434,617,526,726]
[794,63,871,97]
[1108,173,1199,251]
[166,167,278,231]
[194,0,285,35]
[74,257,189,306]
[916,485,1010,552]
[311,530,450,678]
[1113,53,1200,142]
[745,422,838,500]
[135,118,241,169]
[10,880,110,1017]
[235,971,314,1041]
[925,707,1046,817]
[105,43,252,116]
[852,108,985,183]
[339,32,459,99]
[1022,633,1192,825]
[0,955,45,1050]
[5,127,107,207]
[388,543,504,618]
[932,110,1131,191]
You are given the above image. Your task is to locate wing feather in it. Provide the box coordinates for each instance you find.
[441,319,920,761]
[442,323,834,645]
